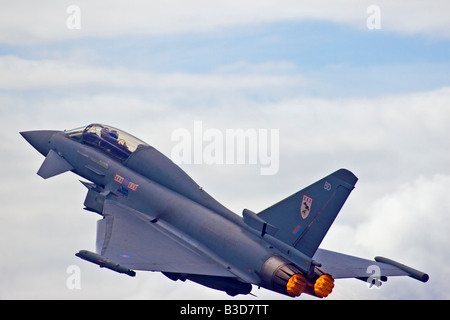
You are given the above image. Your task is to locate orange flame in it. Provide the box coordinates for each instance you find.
[286,273,307,297]
[313,274,334,298]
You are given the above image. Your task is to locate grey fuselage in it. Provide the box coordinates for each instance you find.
[46,130,307,294]
[22,125,430,298]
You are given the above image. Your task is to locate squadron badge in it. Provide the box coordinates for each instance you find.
[300,195,313,220]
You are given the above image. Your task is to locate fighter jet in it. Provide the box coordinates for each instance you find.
[21,124,429,298]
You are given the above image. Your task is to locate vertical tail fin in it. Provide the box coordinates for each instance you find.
[257,169,358,257]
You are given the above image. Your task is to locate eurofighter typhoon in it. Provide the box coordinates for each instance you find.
[21,124,429,298]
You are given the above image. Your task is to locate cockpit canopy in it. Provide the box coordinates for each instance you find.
[65,124,149,162]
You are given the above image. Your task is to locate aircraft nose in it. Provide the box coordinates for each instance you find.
[20,130,60,156]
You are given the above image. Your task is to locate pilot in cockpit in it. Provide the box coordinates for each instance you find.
[101,127,119,143]
[101,127,130,153]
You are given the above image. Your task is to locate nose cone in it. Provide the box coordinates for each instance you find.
[20,130,60,156]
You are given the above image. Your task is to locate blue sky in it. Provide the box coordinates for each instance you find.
[1,1,450,300]
[3,19,449,100]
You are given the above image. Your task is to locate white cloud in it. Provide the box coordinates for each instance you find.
[0,56,304,94]
[356,175,450,258]
[1,0,450,45]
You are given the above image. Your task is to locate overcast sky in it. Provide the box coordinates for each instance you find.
[1,1,449,300]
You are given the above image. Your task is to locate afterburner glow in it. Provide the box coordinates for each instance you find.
[313,274,334,298]
[286,273,307,297]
